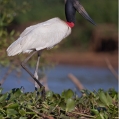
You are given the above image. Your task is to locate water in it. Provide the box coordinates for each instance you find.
[0,65,118,94]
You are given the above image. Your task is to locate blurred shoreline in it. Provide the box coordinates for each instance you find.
[45,51,118,68]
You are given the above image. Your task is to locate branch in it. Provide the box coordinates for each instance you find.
[68,73,85,91]
[104,57,118,80]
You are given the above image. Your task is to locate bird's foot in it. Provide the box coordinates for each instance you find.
[35,85,46,100]
[41,86,46,101]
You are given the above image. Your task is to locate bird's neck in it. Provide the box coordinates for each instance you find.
[66,22,75,28]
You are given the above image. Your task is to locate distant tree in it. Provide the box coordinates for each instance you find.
[0,0,30,49]
[0,0,30,65]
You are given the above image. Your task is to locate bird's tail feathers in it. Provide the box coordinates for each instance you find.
[7,39,22,56]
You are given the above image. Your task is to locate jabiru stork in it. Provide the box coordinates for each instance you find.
[7,0,96,99]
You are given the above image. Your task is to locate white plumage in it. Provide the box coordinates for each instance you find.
[7,17,71,56]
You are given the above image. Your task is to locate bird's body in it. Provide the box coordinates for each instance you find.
[7,17,71,56]
[7,0,96,99]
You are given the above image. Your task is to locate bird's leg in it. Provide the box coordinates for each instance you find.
[34,51,45,98]
[21,51,45,99]
[34,53,40,91]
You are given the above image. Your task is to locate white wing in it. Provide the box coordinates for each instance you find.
[7,17,71,56]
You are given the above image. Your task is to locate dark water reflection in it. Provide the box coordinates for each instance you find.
[1,65,118,94]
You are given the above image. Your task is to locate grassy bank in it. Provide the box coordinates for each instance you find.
[0,88,118,118]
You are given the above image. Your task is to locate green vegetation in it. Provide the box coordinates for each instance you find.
[0,0,29,48]
[15,0,118,25]
[0,0,30,65]
[0,88,118,119]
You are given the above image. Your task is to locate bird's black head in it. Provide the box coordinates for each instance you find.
[65,0,96,26]
[65,0,76,23]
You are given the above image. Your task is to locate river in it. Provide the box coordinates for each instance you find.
[1,65,118,94]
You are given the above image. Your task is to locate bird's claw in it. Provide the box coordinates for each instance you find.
[41,86,46,101]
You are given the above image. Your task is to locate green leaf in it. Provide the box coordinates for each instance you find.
[99,113,105,119]
[55,93,60,99]
[14,89,22,97]
[97,101,106,107]
[0,93,8,102]
[59,100,66,110]
[59,114,69,119]
[62,89,74,100]
[50,94,57,102]
[106,92,112,105]
[9,89,22,101]
[98,91,109,106]
[91,109,99,115]
[19,117,27,119]
[66,98,75,112]
[6,103,19,109]
[46,91,53,98]
[7,109,18,116]
[19,109,26,116]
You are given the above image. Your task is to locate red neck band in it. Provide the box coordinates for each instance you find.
[66,22,74,28]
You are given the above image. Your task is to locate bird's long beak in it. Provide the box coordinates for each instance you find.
[73,0,96,25]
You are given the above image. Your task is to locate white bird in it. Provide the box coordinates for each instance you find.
[7,0,95,98]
